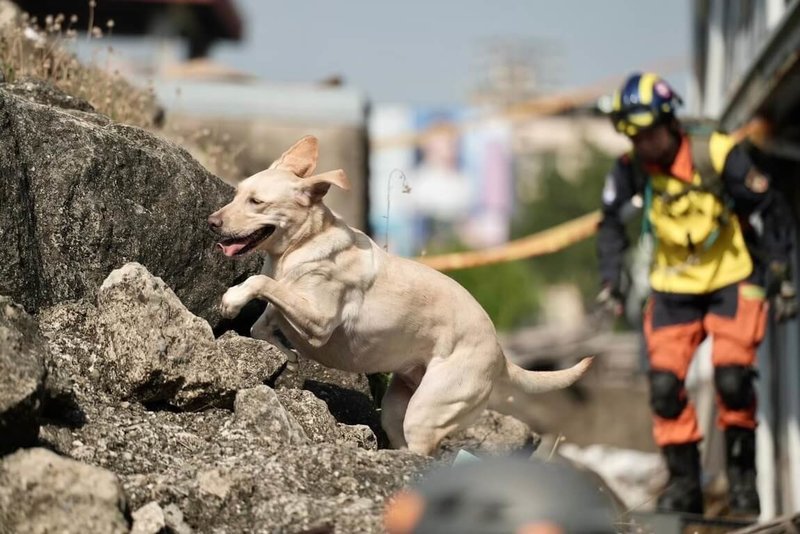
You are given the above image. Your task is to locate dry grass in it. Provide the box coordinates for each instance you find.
[0,5,159,128]
[0,1,247,181]
[163,123,246,183]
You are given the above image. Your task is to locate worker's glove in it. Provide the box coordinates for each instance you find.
[596,283,624,319]
[766,262,798,323]
[773,281,797,322]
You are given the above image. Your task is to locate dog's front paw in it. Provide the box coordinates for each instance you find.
[220,284,252,319]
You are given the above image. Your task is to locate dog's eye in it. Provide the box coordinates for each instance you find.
[249,197,264,206]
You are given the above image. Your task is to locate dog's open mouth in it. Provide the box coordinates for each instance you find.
[217,225,276,257]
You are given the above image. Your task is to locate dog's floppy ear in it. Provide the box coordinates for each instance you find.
[268,135,319,177]
[296,169,351,206]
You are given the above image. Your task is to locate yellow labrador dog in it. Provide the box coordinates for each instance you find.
[208,136,591,455]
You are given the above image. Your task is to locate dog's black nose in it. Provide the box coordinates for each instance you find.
[207,214,223,230]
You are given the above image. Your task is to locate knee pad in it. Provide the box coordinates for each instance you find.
[714,366,755,410]
[649,370,687,419]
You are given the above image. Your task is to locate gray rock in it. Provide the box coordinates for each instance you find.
[339,423,379,451]
[37,299,109,409]
[163,504,193,534]
[131,501,166,534]
[94,263,277,410]
[4,78,95,112]
[37,295,288,419]
[41,400,430,533]
[274,388,340,442]
[277,388,377,450]
[216,330,287,386]
[0,81,258,325]
[234,385,308,445]
[35,299,106,431]
[136,443,427,534]
[274,354,371,397]
[0,296,47,455]
[0,448,129,534]
[440,410,540,459]
[274,355,385,445]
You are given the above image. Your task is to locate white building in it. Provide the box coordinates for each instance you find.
[692,0,800,519]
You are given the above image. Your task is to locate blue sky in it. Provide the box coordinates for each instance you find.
[212,0,691,106]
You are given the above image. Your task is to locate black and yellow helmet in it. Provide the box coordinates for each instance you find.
[610,72,683,137]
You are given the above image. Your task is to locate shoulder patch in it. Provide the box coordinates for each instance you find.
[745,169,769,193]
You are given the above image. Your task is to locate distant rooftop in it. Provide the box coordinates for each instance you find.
[154,78,369,125]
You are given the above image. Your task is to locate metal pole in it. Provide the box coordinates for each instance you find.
[703,0,726,118]
[756,326,778,520]
[778,229,800,513]
[766,0,787,30]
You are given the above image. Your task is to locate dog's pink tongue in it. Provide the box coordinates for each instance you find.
[218,242,246,257]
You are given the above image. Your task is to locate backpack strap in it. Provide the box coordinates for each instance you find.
[687,130,732,252]
[625,153,654,239]
[688,133,724,195]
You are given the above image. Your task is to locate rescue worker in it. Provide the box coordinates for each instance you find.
[596,72,797,515]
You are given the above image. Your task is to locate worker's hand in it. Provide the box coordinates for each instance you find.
[596,284,624,318]
[766,262,798,323]
[772,280,798,323]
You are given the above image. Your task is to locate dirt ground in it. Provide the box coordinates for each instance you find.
[521,369,658,453]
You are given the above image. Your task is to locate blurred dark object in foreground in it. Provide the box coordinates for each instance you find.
[384,456,617,534]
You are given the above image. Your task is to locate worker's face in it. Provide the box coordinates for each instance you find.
[631,124,677,166]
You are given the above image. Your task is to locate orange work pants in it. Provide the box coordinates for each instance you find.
[643,282,767,446]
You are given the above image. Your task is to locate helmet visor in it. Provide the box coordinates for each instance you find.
[612,106,657,136]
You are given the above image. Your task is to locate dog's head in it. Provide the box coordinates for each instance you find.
[208,135,350,256]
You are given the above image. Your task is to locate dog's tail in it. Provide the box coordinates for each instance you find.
[488,357,593,420]
[504,357,593,394]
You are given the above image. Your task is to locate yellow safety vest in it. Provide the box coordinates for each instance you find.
[646,132,753,294]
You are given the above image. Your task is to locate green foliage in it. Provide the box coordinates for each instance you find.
[367,372,391,408]
[438,143,617,331]
[512,145,616,308]
[446,260,541,331]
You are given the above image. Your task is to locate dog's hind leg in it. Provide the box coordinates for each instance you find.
[402,351,497,456]
[381,374,415,449]
[251,306,299,368]
[250,304,276,339]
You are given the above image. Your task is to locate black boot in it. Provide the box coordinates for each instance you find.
[725,427,760,516]
[657,442,704,514]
